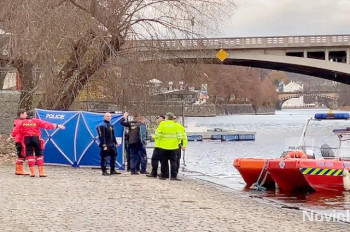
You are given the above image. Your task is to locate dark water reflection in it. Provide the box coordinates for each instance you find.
[250,189,350,210]
[179,109,350,221]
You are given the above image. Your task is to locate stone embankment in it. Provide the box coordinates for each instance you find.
[0,163,348,231]
[0,134,16,166]
[216,104,275,115]
[0,90,21,134]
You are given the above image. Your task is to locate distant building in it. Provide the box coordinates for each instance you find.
[148,78,163,93]
[281,80,304,108]
[148,80,202,105]
[2,71,22,90]
[151,89,199,104]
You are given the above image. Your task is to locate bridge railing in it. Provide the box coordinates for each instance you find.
[123,35,350,51]
[278,91,339,101]
[280,91,340,94]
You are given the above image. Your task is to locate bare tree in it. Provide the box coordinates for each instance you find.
[0,0,236,110]
[202,65,278,106]
[0,59,6,88]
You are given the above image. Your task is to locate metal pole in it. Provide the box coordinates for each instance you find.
[182,101,185,125]
[86,76,89,111]
[298,118,312,151]
[182,149,186,167]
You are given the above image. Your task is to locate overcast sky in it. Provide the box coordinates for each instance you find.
[218,0,350,38]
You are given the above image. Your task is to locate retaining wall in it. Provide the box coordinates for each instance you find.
[0,90,21,134]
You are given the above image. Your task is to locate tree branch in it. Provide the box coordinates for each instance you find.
[69,0,90,13]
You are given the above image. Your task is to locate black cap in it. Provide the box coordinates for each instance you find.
[156,115,165,120]
[27,110,34,118]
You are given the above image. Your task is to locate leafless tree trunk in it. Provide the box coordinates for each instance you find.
[1,0,236,110]
[0,59,7,88]
[11,60,34,109]
[37,30,97,109]
[54,35,123,109]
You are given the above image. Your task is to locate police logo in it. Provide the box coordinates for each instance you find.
[46,114,65,120]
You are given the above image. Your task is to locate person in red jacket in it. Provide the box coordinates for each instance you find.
[6,109,29,175]
[11,110,65,177]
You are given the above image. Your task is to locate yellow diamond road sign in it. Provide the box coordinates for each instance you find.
[216,49,229,62]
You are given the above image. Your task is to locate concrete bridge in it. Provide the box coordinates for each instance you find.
[277,91,339,109]
[2,34,350,86]
[124,34,350,85]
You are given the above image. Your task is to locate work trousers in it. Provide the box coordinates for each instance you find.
[160,149,177,179]
[125,141,131,171]
[129,143,143,172]
[139,145,147,173]
[15,142,24,158]
[150,147,162,176]
[100,146,117,172]
[24,136,43,157]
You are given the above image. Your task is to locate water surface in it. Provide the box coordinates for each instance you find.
[179,109,350,221]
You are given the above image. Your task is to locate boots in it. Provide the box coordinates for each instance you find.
[15,164,29,175]
[29,166,36,177]
[38,166,47,177]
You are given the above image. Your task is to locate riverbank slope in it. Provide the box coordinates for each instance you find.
[0,165,348,231]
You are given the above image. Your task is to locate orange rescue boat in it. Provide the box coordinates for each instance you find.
[267,151,313,192]
[233,158,275,189]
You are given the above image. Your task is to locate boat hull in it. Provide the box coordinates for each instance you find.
[299,160,350,192]
[267,158,312,192]
[233,158,275,188]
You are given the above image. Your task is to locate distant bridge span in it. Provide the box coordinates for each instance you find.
[277,91,339,109]
[125,35,350,85]
[278,91,339,101]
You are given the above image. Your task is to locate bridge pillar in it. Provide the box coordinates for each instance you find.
[325,49,329,61]
[347,48,350,64]
[303,50,307,58]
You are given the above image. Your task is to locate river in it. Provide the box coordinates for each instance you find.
[179,109,350,221]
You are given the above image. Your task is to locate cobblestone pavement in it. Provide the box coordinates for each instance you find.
[1,165,349,232]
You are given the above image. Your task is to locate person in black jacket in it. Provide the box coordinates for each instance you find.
[120,112,146,175]
[123,113,140,171]
[97,112,121,176]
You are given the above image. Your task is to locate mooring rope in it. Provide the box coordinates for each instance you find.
[254,159,269,191]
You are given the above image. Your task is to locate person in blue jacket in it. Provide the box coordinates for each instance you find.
[137,116,148,174]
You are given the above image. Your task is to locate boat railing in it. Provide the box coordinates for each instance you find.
[281,144,339,160]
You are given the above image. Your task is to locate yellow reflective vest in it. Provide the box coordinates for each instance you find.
[154,132,161,148]
[153,120,183,150]
[175,122,188,148]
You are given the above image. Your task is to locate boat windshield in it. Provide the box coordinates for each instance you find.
[282,114,350,158]
[283,136,315,157]
[333,129,350,159]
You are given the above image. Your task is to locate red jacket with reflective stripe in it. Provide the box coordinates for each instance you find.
[11,118,57,138]
[13,118,24,142]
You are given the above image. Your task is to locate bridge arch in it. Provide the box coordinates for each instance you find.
[155,53,350,85]
[129,35,350,85]
[220,55,350,85]
[276,92,339,110]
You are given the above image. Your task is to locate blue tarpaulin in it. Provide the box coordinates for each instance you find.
[35,109,124,169]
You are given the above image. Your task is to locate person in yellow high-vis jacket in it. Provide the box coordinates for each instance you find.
[174,116,187,174]
[146,115,165,178]
[152,112,183,180]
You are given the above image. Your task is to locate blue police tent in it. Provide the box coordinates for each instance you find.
[35,109,124,169]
